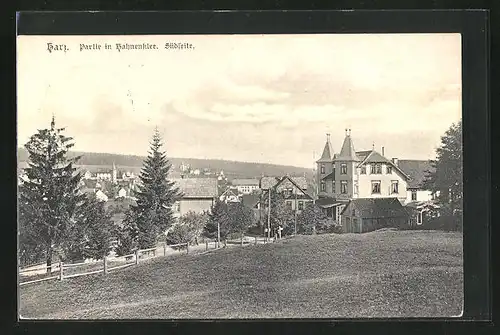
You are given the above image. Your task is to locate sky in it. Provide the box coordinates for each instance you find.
[17,34,462,168]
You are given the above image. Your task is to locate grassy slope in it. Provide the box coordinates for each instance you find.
[19,230,463,319]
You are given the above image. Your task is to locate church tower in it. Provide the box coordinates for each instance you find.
[112,162,117,184]
[333,129,360,200]
[316,134,335,198]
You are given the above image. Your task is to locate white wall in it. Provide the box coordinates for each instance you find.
[355,163,408,202]
[405,189,433,203]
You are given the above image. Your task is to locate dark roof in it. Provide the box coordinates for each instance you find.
[317,138,335,163]
[335,135,360,161]
[357,150,410,180]
[341,198,409,218]
[260,176,280,190]
[171,178,218,198]
[397,160,434,189]
[356,150,372,162]
[260,175,308,190]
[242,194,260,208]
[315,197,339,206]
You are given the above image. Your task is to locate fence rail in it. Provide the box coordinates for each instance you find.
[19,236,283,287]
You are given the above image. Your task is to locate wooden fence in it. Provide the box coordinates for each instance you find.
[19,235,282,287]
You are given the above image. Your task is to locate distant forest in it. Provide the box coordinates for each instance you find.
[17,148,314,181]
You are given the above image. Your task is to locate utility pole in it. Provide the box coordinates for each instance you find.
[267,188,271,242]
[217,221,220,249]
[294,189,298,235]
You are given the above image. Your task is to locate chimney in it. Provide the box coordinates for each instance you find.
[382,147,385,157]
[392,158,398,166]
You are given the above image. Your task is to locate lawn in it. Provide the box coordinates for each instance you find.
[19,230,463,319]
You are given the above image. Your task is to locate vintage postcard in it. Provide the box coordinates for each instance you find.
[17,33,463,319]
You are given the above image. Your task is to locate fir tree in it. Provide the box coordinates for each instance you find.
[127,128,181,248]
[80,194,116,260]
[227,202,254,241]
[18,116,85,272]
[204,200,231,241]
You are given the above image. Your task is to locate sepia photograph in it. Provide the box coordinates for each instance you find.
[17,33,463,319]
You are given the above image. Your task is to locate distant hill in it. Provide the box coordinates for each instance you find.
[17,148,314,181]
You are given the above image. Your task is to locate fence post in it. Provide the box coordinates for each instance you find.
[186,242,189,254]
[163,243,167,256]
[103,256,108,275]
[255,236,257,245]
[241,235,243,246]
[205,240,208,251]
[135,250,139,265]
[59,261,64,281]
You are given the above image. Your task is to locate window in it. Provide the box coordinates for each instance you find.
[286,201,292,208]
[320,164,325,174]
[376,164,382,174]
[341,181,348,194]
[371,181,381,194]
[332,181,335,193]
[417,212,423,225]
[361,166,366,174]
[320,181,326,192]
[370,164,375,174]
[411,190,417,201]
[173,202,180,212]
[352,209,356,216]
[391,181,399,194]
[340,164,347,175]
[354,182,359,194]
[386,166,392,174]
[298,201,304,210]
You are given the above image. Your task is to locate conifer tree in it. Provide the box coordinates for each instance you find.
[423,119,463,229]
[127,128,181,248]
[80,194,116,260]
[204,200,231,241]
[18,116,85,271]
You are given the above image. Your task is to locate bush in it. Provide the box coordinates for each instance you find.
[421,214,462,232]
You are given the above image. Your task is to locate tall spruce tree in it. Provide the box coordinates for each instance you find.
[127,128,181,248]
[18,116,85,271]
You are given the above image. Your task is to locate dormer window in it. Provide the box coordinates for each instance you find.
[386,166,392,174]
[320,164,325,174]
[361,166,366,174]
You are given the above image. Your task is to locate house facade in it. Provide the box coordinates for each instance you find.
[171,178,218,219]
[316,130,410,203]
[259,175,313,216]
[231,178,260,195]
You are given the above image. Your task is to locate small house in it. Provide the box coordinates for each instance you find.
[340,198,409,233]
[171,178,218,218]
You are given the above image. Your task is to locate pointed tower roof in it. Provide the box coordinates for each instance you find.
[335,128,360,161]
[316,133,334,163]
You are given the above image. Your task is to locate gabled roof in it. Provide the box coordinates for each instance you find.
[341,198,409,218]
[260,175,308,190]
[335,135,360,161]
[357,150,410,181]
[171,178,218,198]
[317,137,335,163]
[397,160,434,189]
[274,176,312,199]
[232,178,259,186]
[220,187,239,198]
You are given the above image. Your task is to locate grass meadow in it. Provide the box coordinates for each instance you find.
[19,230,463,319]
